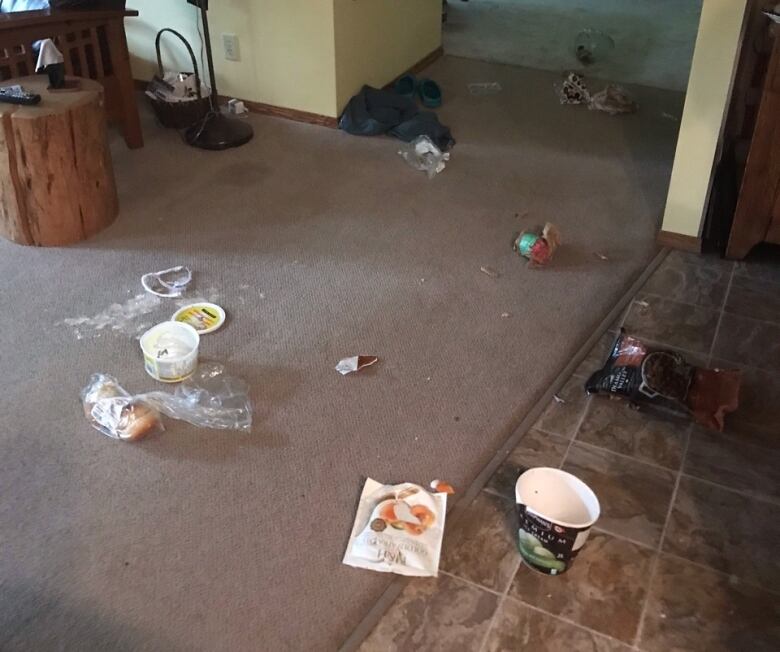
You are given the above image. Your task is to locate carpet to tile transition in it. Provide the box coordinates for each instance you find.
[0,57,682,651]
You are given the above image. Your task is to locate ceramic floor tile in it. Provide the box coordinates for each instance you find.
[685,427,780,502]
[485,599,631,652]
[440,491,519,593]
[665,250,734,274]
[711,313,780,373]
[664,477,780,590]
[711,360,780,445]
[725,275,780,324]
[642,252,730,309]
[640,554,780,652]
[533,376,590,439]
[573,330,618,380]
[508,531,654,643]
[359,574,499,652]
[622,296,719,355]
[563,444,676,546]
[735,248,780,285]
[577,398,688,470]
[486,429,569,500]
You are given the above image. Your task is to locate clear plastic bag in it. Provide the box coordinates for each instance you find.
[81,363,252,441]
[142,363,252,432]
[468,82,502,96]
[398,135,450,179]
[81,375,164,441]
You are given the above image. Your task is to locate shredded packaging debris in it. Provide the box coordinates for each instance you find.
[480,266,500,278]
[430,480,456,495]
[398,135,450,178]
[557,72,637,115]
[63,293,162,339]
[335,356,379,375]
[468,82,502,95]
[141,265,192,298]
[513,223,561,267]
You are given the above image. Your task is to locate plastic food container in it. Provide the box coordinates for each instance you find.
[139,321,200,383]
[515,467,600,575]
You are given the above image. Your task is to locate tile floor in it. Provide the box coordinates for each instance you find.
[358,250,780,651]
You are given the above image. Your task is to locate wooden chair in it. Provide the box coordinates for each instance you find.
[0,8,143,148]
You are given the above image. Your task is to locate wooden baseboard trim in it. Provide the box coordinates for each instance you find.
[134,79,339,128]
[384,46,445,90]
[405,45,445,78]
[239,99,338,128]
[656,230,702,253]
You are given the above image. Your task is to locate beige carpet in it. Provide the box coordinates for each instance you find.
[0,56,682,651]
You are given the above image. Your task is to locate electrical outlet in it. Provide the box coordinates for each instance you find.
[222,33,240,62]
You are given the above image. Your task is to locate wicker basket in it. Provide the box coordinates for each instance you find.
[147,28,211,130]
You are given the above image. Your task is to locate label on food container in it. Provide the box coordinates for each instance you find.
[516,506,590,575]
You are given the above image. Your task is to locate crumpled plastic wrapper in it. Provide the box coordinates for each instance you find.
[145,72,210,104]
[398,136,450,178]
[588,85,638,116]
[81,363,252,441]
[556,72,637,116]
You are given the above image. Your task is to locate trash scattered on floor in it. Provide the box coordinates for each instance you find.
[557,72,590,105]
[172,302,226,334]
[516,468,600,575]
[480,266,500,278]
[336,356,379,376]
[585,330,742,431]
[227,98,248,116]
[398,136,450,178]
[430,479,456,495]
[589,85,638,116]
[140,321,200,383]
[343,478,447,576]
[556,72,637,115]
[141,265,192,298]
[593,252,609,261]
[501,312,511,319]
[63,293,162,339]
[553,394,566,404]
[574,29,615,65]
[82,362,252,440]
[339,85,455,151]
[468,82,502,95]
[82,375,163,442]
[634,299,650,308]
[145,72,209,104]
[513,223,561,267]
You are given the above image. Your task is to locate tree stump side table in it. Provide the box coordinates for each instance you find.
[0,76,118,246]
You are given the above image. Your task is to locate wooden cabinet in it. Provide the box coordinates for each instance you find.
[726,27,780,259]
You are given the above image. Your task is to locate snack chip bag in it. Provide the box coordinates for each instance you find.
[343,478,447,577]
[585,330,741,431]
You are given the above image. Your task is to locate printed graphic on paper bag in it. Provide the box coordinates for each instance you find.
[517,508,582,575]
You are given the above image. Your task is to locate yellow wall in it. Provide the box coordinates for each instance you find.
[333,0,442,112]
[126,1,441,118]
[660,0,748,237]
[126,0,336,117]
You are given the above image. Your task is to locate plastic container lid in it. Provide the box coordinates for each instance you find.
[172,302,226,334]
